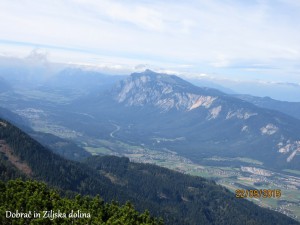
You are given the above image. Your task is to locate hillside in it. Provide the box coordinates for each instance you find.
[29,131,91,161]
[44,68,125,92]
[0,118,299,225]
[0,106,29,128]
[0,77,11,93]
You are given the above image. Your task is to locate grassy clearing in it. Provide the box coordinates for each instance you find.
[259,196,279,208]
[15,90,71,103]
[204,156,263,165]
[84,146,112,155]
[290,205,300,219]
[283,169,300,176]
[234,157,263,165]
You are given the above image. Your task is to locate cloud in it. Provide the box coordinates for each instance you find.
[25,48,49,64]
[73,0,166,32]
[0,0,300,82]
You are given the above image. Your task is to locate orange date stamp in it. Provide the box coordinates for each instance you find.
[235,189,281,198]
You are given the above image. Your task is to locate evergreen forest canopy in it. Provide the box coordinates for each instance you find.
[0,179,162,225]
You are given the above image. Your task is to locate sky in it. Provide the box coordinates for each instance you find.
[1,0,300,84]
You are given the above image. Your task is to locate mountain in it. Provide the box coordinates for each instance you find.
[0,56,51,88]
[0,77,12,93]
[187,77,236,94]
[1,118,298,225]
[206,79,300,102]
[69,70,300,170]
[0,106,29,128]
[44,68,125,92]
[110,69,226,110]
[234,94,300,121]
[29,131,91,161]
[0,106,90,161]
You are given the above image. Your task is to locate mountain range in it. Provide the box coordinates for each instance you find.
[0,77,11,93]
[1,67,300,223]
[64,70,300,171]
[234,94,300,121]
[1,68,300,171]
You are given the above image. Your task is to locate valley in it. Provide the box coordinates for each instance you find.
[6,101,300,220]
[1,69,300,223]
[80,135,300,220]
[84,138,300,221]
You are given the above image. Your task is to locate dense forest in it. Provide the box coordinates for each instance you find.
[0,118,299,225]
[0,179,162,224]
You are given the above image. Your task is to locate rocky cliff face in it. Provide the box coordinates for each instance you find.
[111,70,221,112]
[111,70,261,122]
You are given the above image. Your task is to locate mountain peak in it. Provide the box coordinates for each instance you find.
[130,70,193,88]
[111,70,221,112]
[139,69,172,78]
[143,69,156,74]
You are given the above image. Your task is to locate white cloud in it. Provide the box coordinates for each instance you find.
[0,0,300,82]
[73,0,166,32]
